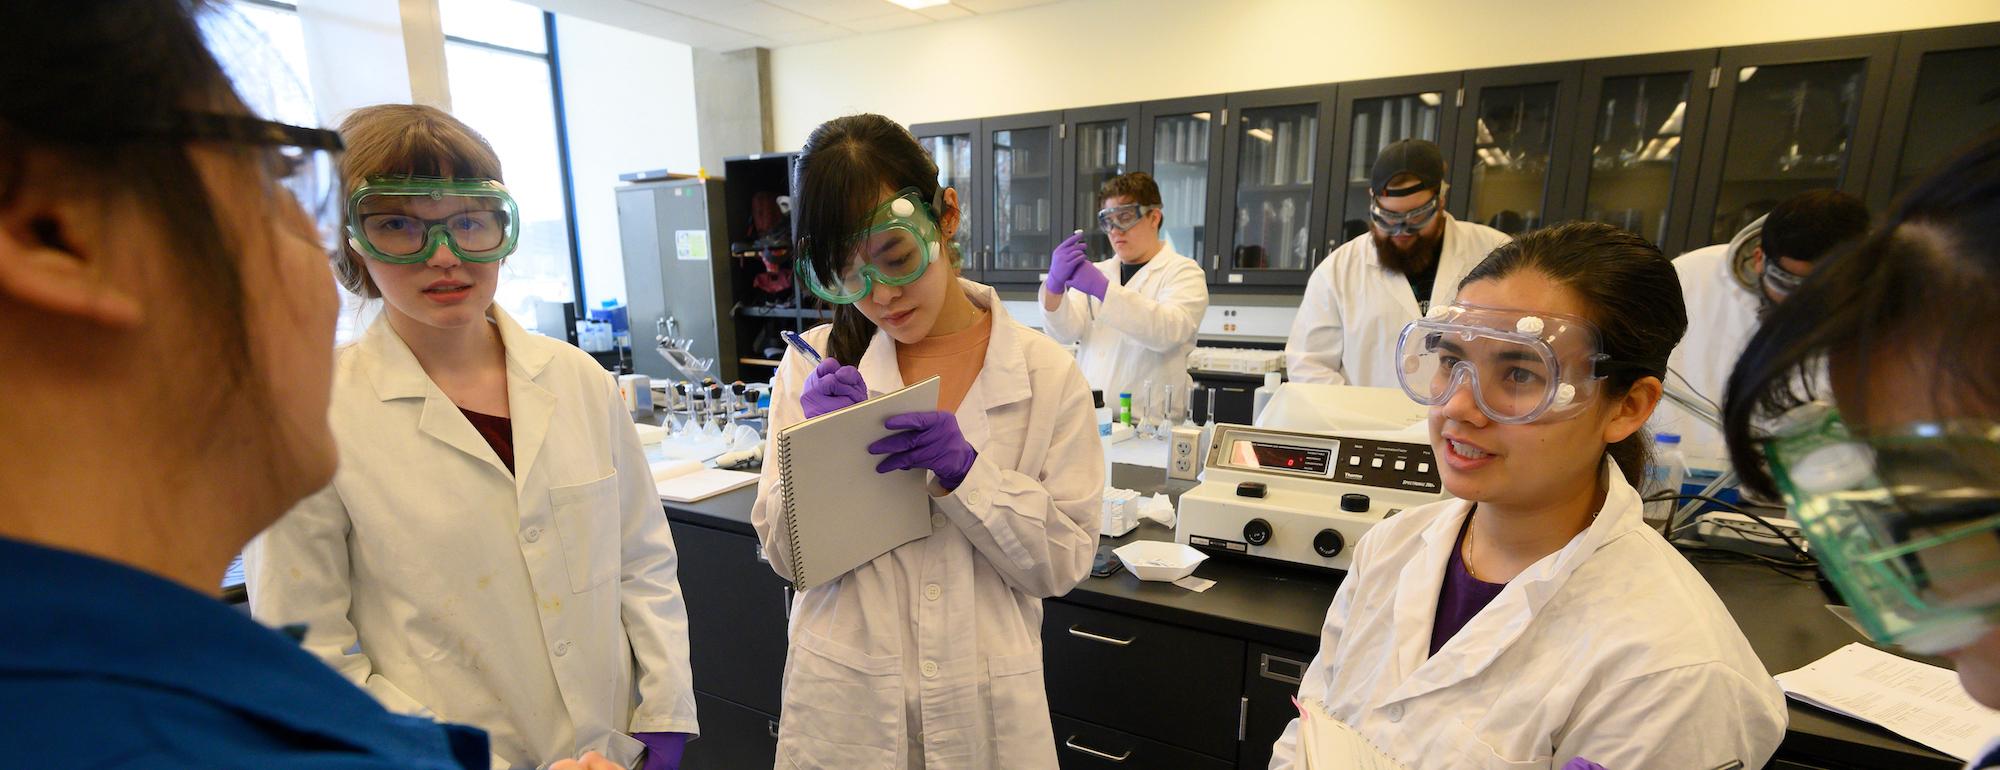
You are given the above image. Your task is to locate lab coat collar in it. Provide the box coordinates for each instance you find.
[356,307,558,485]
[1111,242,1182,286]
[1361,213,1466,319]
[851,279,1033,445]
[1386,457,1643,704]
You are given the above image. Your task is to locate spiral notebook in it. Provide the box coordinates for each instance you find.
[1293,697,1408,770]
[775,375,941,592]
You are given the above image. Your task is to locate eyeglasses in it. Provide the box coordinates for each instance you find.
[1096,203,1159,233]
[133,112,346,255]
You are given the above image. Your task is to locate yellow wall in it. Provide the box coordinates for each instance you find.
[767,0,2000,148]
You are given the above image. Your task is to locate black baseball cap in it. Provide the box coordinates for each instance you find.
[1370,139,1447,198]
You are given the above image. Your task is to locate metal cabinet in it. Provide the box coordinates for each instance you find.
[1686,35,1898,249]
[1562,50,1718,257]
[1217,85,1337,287]
[1043,600,1246,762]
[982,111,1065,285]
[1137,95,1228,273]
[1867,22,2000,211]
[681,691,778,769]
[1239,644,1315,770]
[673,520,790,716]
[1062,104,1142,262]
[1453,63,1583,237]
[1328,74,1461,249]
[913,118,982,278]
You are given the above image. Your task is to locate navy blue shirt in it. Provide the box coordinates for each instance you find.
[0,536,488,769]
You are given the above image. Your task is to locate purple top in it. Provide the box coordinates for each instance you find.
[1429,518,1507,657]
[634,732,688,770]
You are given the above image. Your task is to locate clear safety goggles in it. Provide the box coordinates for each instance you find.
[345,176,520,264]
[1761,256,1808,301]
[1763,405,2000,654]
[795,187,942,305]
[1096,203,1160,233]
[1370,194,1441,237]
[1395,303,1613,424]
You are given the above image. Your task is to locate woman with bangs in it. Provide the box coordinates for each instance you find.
[246,104,696,770]
[749,114,1103,769]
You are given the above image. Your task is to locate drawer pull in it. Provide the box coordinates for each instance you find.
[754,543,769,564]
[782,586,793,620]
[768,719,779,738]
[1260,652,1306,685]
[1063,736,1132,762]
[1067,625,1135,647]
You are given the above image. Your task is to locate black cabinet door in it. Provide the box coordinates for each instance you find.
[1563,49,1719,256]
[1866,22,2000,212]
[1328,73,1463,250]
[1217,85,1337,287]
[912,118,984,281]
[1139,95,1229,277]
[680,692,778,770]
[1451,62,1584,237]
[1239,644,1316,770]
[1051,714,1235,770]
[1062,103,1143,263]
[983,110,1066,286]
[1687,35,1898,250]
[1042,600,1245,759]
[672,520,790,716]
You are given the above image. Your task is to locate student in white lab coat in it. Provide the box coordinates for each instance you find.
[1271,223,1786,769]
[245,105,697,770]
[750,114,1102,769]
[1285,139,1510,387]
[1041,171,1209,401]
[1723,132,2000,770]
[1658,190,1869,459]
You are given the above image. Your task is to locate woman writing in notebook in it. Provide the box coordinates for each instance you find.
[245,105,697,770]
[1268,223,1786,769]
[749,113,1103,769]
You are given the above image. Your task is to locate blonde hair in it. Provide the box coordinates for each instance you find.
[333,104,503,297]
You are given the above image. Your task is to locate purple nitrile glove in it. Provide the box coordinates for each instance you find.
[801,357,868,419]
[634,732,688,770]
[1560,759,1607,770]
[1043,231,1088,296]
[1064,254,1108,300]
[868,411,978,491]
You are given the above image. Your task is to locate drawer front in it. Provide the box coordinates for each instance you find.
[1043,600,1245,758]
[673,520,791,715]
[1053,714,1234,770]
[680,692,778,770]
[1240,643,1314,769]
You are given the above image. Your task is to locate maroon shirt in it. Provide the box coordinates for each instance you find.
[1430,518,1507,656]
[458,407,514,474]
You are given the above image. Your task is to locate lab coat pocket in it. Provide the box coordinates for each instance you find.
[1436,716,1548,770]
[550,472,620,594]
[988,650,1057,769]
[777,629,905,769]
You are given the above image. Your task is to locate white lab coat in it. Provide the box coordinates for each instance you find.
[1657,219,1765,464]
[1285,214,1512,387]
[1269,459,1786,769]
[1040,245,1209,401]
[750,279,1104,770]
[245,309,698,770]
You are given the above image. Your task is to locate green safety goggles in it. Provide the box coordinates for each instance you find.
[345,176,520,264]
[795,187,942,305]
[1763,404,2000,654]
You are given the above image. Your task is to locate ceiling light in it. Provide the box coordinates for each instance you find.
[887,0,951,9]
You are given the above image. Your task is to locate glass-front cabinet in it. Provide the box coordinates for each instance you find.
[1328,74,1460,247]
[1218,86,1334,286]
[1138,96,1226,271]
[1867,23,2000,211]
[981,111,1063,285]
[1061,105,1139,262]
[1688,36,1896,249]
[1562,51,1716,256]
[912,119,980,275]
[1453,64,1580,237]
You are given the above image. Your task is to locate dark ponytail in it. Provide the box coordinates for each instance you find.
[792,114,951,365]
[1458,222,1689,488]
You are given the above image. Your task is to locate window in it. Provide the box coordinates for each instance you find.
[206,1,317,129]
[441,0,580,326]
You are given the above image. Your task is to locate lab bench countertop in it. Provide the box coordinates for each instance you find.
[662,463,1960,770]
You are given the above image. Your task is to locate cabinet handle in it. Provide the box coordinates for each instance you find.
[754,543,768,564]
[1259,652,1307,685]
[768,719,780,738]
[1063,736,1132,762]
[782,586,793,620]
[1238,696,1249,741]
[1066,624,1135,647]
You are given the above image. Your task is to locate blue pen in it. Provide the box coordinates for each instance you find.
[780,330,823,366]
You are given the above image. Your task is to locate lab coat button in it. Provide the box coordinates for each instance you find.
[932,513,947,528]
[965,490,982,506]
[924,584,942,601]
[554,640,571,657]
[523,527,542,543]
[921,660,939,678]
[1385,703,1403,722]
